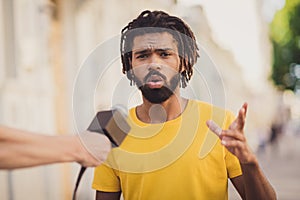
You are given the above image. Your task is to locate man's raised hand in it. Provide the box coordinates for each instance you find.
[206,103,257,164]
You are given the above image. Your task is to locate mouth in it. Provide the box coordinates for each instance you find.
[145,75,164,89]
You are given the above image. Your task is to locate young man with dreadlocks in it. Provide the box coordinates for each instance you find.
[92,10,276,200]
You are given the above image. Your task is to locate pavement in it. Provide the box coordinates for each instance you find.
[229,133,300,200]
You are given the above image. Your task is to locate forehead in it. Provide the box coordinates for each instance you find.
[132,32,177,51]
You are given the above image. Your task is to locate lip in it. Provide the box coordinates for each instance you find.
[145,75,164,88]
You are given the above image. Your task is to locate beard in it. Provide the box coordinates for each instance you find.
[134,70,181,104]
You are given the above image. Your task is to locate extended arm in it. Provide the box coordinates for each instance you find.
[0,125,111,169]
[230,159,276,200]
[207,103,276,200]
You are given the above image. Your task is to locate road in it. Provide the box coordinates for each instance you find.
[229,133,300,200]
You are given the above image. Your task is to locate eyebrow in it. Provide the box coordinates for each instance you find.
[133,48,174,55]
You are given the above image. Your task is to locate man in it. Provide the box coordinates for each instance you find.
[92,10,276,199]
[0,125,111,169]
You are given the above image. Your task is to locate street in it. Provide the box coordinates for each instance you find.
[229,133,300,200]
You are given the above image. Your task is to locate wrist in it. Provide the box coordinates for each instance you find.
[239,145,258,165]
[240,154,259,170]
[55,135,84,163]
[73,135,87,164]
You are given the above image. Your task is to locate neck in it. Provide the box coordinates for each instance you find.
[136,93,188,123]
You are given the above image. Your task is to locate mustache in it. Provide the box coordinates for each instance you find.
[143,70,167,83]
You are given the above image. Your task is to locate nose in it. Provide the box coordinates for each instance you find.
[148,55,161,70]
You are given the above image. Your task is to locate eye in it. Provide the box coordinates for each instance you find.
[136,54,148,59]
[160,52,171,57]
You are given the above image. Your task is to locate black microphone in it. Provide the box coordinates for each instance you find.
[72,109,130,200]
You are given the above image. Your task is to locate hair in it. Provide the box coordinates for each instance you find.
[120,10,199,88]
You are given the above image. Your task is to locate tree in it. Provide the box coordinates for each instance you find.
[270,0,300,91]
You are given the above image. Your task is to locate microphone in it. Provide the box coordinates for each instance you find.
[72,109,130,200]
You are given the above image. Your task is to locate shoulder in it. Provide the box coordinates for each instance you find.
[188,99,235,128]
[189,99,233,116]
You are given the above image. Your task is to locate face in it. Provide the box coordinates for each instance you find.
[131,32,181,103]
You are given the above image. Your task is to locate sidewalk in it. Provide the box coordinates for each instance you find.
[229,133,300,200]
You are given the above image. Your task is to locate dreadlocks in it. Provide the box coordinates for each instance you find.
[120,10,199,88]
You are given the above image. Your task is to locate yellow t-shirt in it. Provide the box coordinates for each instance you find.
[92,100,242,200]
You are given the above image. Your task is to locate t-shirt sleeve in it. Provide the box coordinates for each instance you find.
[224,111,243,178]
[225,148,242,178]
[92,163,121,192]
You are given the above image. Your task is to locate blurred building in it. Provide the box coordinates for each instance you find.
[0,0,280,199]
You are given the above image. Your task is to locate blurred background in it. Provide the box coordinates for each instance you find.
[0,0,299,199]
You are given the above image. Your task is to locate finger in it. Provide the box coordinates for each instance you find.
[221,138,244,149]
[220,130,245,141]
[236,103,248,131]
[229,121,238,130]
[206,120,222,137]
[242,102,248,116]
[78,131,111,165]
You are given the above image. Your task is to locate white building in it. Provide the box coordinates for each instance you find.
[0,0,278,199]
